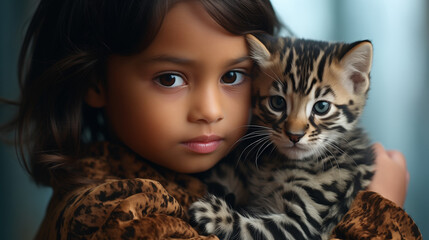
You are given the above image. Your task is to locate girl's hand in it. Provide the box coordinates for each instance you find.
[368,143,409,207]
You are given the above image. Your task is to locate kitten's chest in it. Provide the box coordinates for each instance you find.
[246,159,356,200]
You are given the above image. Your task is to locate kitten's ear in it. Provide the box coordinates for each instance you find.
[340,40,373,95]
[246,34,272,67]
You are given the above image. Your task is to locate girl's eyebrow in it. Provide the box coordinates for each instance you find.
[227,56,252,66]
[149,55,194,65]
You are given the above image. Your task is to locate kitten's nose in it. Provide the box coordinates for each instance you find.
[286,131,305,143]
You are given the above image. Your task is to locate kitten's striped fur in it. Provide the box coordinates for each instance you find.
[190,34,375,240]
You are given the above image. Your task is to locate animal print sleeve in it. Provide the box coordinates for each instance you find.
[37,178,218,240]
[330,190,422,240]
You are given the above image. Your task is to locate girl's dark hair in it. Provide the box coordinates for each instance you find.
[6,0,282,191]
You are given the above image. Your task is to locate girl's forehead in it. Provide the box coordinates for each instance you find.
[165,1,230,36]
[136,1,248,62]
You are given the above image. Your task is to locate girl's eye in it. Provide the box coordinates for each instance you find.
[269,95,286,112]
[313,101,331,115]
[221,71,247,85]
[154,73,185,88]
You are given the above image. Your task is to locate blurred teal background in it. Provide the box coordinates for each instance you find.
[1,0,428,238]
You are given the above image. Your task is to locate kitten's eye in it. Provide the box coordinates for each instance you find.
[154,73,185,88]
[221,71,247,85]
[269,96,286,111]
[313,101,331,115]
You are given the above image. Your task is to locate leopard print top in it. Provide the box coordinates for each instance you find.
[35,142,421,239]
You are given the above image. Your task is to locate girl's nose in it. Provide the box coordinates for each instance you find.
[188,84,224,124]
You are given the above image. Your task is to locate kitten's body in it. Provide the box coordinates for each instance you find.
[190,35,375,240]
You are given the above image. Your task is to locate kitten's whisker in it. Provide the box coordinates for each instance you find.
[313,146,328,169]
[335,137,362,167]
[247,137,271,159]
[262,70,287,95]
[318,145,333,170]
[324,138,358,167]
[255,139,274,166]
[238,136,271,164]
[262,70,279,83]
[230,130,270,152]
[246,139,271,169]
[268,144,278,160]
[244,124,273,130]
[320,144,341,177]
[270,70,286,91]
[239,133,269,141]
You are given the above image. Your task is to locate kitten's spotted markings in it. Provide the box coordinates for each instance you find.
[189,34,375,240]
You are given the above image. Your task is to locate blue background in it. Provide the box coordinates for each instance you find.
[1,0,428,238]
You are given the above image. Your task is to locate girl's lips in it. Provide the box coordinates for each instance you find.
[182,135,222,154]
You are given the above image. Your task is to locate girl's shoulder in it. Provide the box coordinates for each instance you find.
[36,141,212,240]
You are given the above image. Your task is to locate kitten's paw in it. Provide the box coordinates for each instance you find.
[189,194,234,236]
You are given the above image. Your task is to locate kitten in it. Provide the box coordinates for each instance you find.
[189,34,375,240]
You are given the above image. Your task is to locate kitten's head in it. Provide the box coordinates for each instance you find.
[247,34,373,160]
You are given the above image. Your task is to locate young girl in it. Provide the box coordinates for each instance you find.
[5,0,421,239]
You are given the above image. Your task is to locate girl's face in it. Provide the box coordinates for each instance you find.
[100,1,252,173]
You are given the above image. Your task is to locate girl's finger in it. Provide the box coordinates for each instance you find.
[386,150,407,168]
[372,142,387,158]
